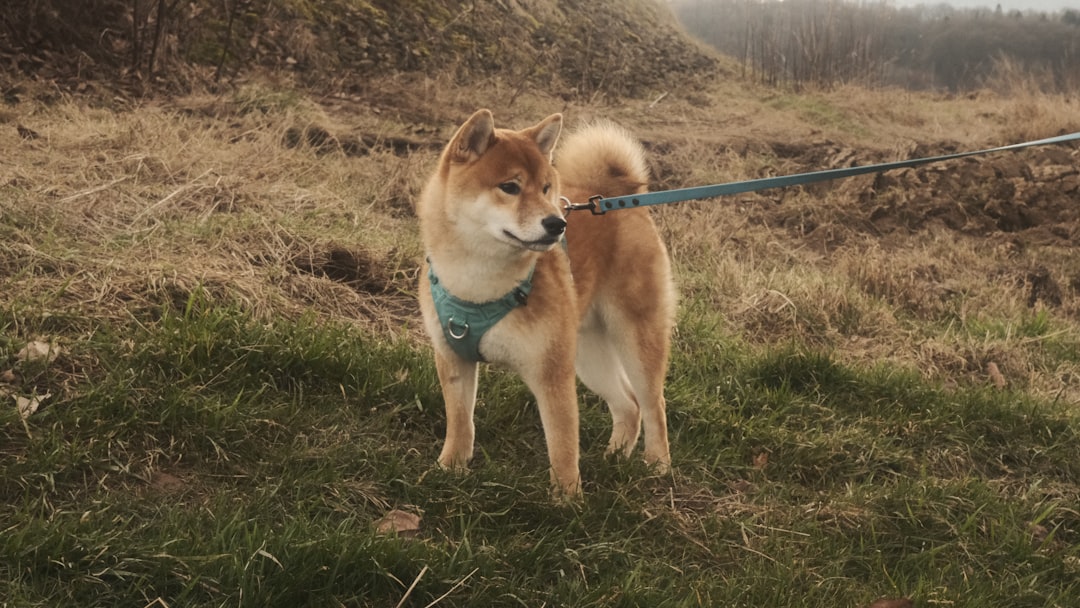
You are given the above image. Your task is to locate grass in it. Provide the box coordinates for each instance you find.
[3,301,1078,606]
[3,75,1080,606]
[765,94,872,138]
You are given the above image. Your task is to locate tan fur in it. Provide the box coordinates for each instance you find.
[417,110,675,497]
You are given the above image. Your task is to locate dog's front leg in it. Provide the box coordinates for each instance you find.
[522,359,581,497]
[434,349,479,470]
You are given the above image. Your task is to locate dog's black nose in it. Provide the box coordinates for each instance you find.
[541,215,567,237]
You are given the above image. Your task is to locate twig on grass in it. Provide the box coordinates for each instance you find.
[394,565,429,608]
[423,568,479,608]
[132,168,216,222]
[57,176,132,204]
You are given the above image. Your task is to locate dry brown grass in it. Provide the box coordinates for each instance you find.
[1,80,429,338]
[637,81,1080,404]
[3,74,1079,404]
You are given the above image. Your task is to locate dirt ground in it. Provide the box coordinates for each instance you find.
[764,140,1080,303]
[767,141,1080,242]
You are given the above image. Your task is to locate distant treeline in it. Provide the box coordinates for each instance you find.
[672,0,1080,92]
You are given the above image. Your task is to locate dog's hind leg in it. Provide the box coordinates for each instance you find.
[592,303,671,473]
[434,350,479,470]
[617,324,671,473]
[576,327,642,458]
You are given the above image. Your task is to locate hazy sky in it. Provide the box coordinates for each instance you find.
[890,0,1078,10]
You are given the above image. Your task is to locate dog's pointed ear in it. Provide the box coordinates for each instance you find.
[449,109,496,163]
[527,113,562,160]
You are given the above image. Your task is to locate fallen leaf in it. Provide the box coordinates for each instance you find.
[752,451,769,470]
[15,392,51,420]
[0,369,15,383]
[16,341,62,365]
[728,479,754,494]
[1028,522,1050,544]
[149,471,186,494]
[868,598,913,608]
[987,361,1006,390]
[374,509,422,537]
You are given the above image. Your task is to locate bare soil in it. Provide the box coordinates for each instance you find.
[769,141,1080,242]
[753,140,1080,308]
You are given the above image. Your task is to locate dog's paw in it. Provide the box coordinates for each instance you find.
[549,470,583,501]
[644,452,671,476]
[552,483,583,502]
[436,454,470,473]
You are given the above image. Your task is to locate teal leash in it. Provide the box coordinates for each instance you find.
[564,131,1080,215]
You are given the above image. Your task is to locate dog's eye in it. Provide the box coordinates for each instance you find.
[498,182,521,195]
[542,183,551,195]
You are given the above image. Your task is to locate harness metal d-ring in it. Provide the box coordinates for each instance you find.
[446,316,469,340]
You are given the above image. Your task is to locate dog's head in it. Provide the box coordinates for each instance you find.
[436,109,566,252]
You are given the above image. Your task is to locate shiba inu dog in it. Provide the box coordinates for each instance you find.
[416,109,676,496]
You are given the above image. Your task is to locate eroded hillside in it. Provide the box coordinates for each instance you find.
[1,0,715,99]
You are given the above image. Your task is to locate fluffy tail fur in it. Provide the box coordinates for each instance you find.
[556,121,650,198]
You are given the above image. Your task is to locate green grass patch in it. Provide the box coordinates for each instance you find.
[766,94,872,137]
[3,294,1079,606]
[964,309,1054,341]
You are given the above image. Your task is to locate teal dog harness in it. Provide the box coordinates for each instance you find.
[428,263,533,362]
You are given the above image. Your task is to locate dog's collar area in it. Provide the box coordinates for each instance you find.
[428,261,534,363]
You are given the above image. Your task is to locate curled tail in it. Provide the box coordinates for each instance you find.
[556,121,650,198]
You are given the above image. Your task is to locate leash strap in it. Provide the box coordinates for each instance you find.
[566,131,1080,215]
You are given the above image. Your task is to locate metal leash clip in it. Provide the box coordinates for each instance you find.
[561,195,607,216]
